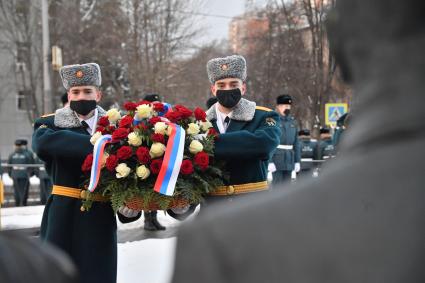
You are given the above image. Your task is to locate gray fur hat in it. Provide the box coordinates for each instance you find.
[206,55,247,84]
[59,63,101,90]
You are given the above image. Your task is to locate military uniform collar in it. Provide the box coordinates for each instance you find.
[206,98,256,122]
[54,105,107,128]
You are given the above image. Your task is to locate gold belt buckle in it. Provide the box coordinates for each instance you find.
[226,185,235,195]
[80,190,88,199]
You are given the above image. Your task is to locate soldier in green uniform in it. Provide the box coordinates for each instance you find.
[298,129,318,179]
[7,139,35,206]
[168,55,281,219]
[270,94,301,186]
[32,63,140,283]
[316,127,336,160]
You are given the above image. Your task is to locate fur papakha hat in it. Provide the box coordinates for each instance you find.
[206,55,247,84]
[59,63,101,90]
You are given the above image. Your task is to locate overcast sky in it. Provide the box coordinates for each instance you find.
[194,0,267,45]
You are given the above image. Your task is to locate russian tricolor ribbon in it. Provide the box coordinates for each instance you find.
[88,134,112,192]
[153,122,185,196]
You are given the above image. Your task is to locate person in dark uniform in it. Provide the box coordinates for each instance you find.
[333,112,352,154]
[35,156,52,205]
[141,93,166,231]
[270,94,301,186]
[168,55,281,219]
[7,139,35,206]
[32,63,140,283]
[298,129,318,179]
[171,1,425,282]
[316,127,336,161]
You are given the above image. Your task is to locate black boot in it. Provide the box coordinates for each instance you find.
[150,211,166,230]
[143,211,157,231]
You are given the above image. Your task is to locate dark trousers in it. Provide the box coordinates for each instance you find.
[39,178,52,205]
[13,178,29,206]
[272,171,292,188]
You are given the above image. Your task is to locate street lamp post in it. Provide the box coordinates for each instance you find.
[42,0,52,113]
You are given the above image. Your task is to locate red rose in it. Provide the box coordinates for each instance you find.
[194,107,207,122]
[174,105,192,119]
[81,154,93,172]
[112,128,129,141]
[150,159,163,174]
[136,123,149,130]
[105,154,118,171]
[153,102,165,113]
[149,116,162,125]
[164,111,182,123]
[105,125,116,134]
[137,100,151,105]
[136,147,151,164]
[208,128,219,138]
[194,152,209,170]
[151,133,165,144]
[180,159,194,175]
[98,116,110,127]
[123,102,137,111]
[96,126,105,134]
[116,146,133,160]
[119,115,134,128]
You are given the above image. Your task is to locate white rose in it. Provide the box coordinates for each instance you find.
[150,142,166,158]
[115,163,131,178]
[136,165,150,180]
[128,132,142,146]
[136,104,153,119]
[106,108,121,123]
[186,123,200,136]
[200,121,213,132]
[90,131,102,145]
[154,122,168,135]
[189,140,203,154]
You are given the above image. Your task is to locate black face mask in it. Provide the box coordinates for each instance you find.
[284,109,291,116]
[70,100,97,116]
[216,88,242,109]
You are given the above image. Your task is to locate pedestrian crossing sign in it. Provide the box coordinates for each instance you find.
[325,103,348,126]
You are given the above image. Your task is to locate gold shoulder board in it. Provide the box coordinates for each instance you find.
[41,113,55,118]
[256,106,272,112]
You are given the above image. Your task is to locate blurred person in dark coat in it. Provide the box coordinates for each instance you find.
[0,231,79,283]
[172,1,425,282]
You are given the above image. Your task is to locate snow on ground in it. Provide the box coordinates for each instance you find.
[0,205,196,231]
[0,205,45,229]
[118,238,176,283]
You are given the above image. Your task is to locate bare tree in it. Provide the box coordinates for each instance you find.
[122,0,204,101]
[0,0,43,123]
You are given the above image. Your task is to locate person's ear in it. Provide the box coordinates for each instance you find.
[211,85,217,96]
[96,89,102,103]
[241,82,247,95]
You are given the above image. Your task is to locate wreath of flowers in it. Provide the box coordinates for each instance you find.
[80,100,225,211]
